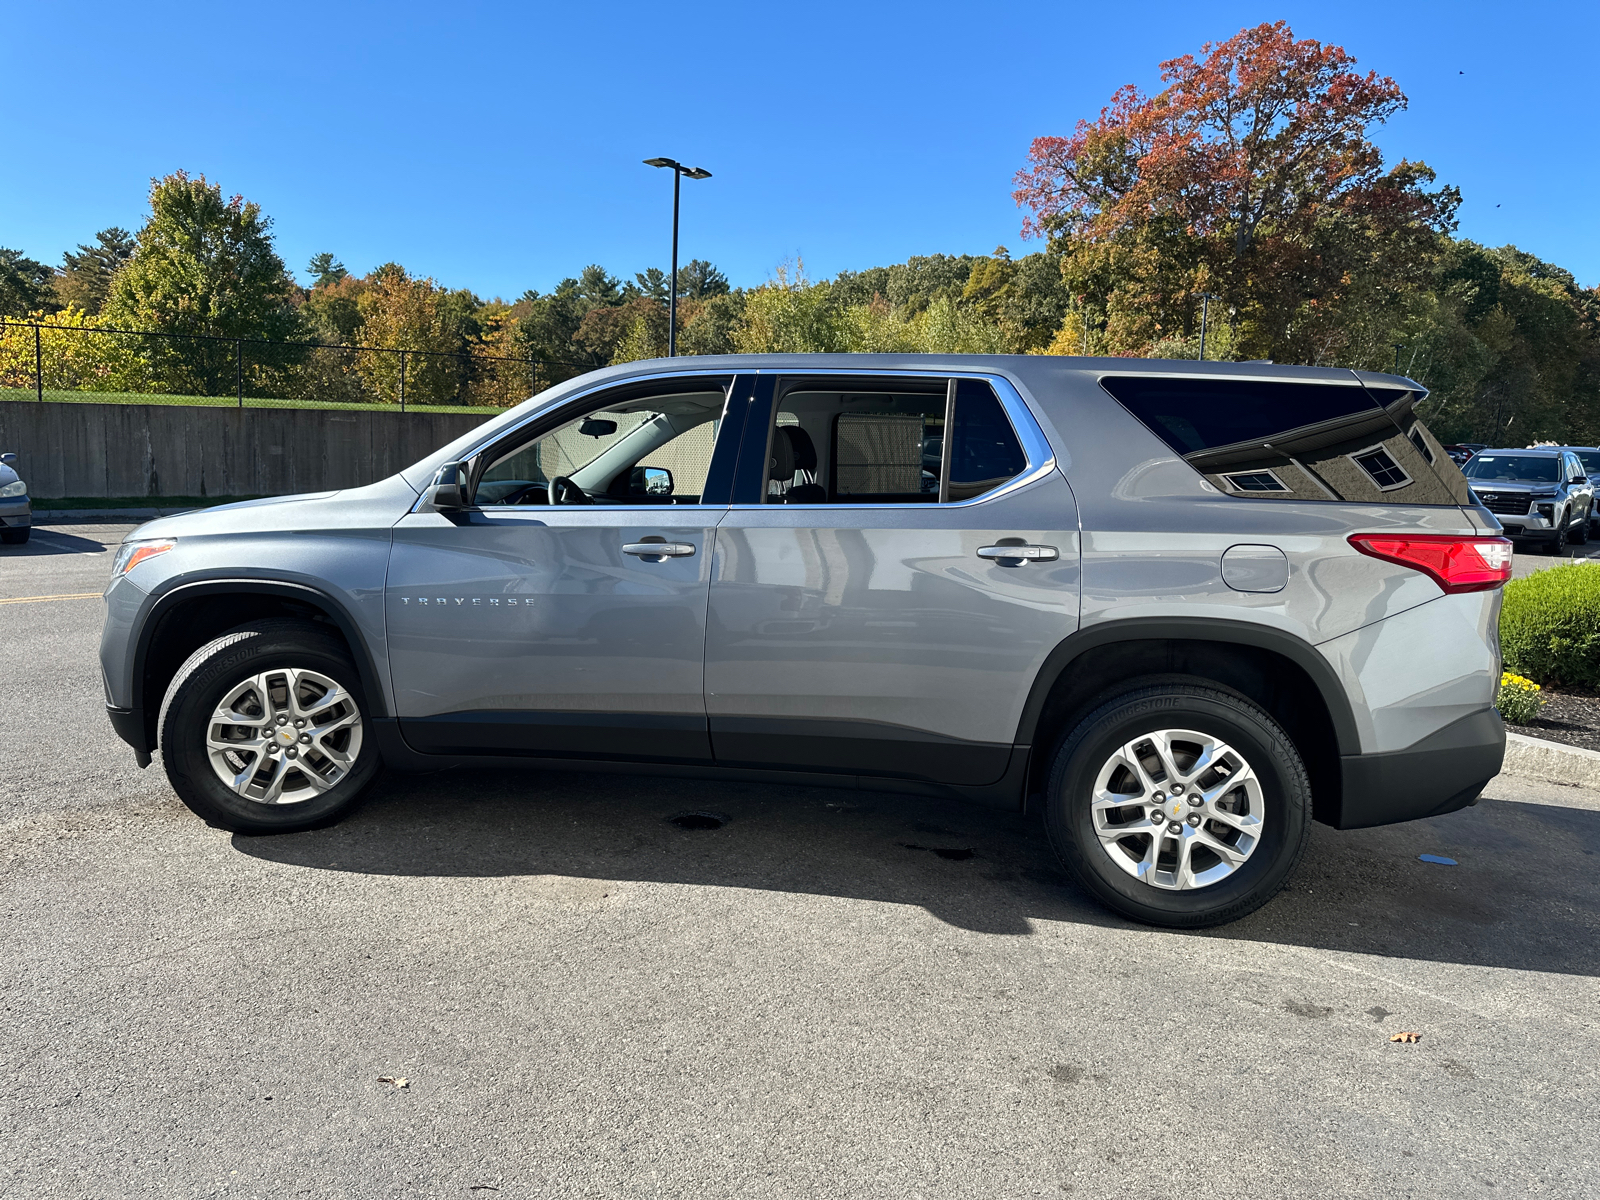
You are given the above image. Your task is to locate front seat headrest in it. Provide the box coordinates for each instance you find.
[769,427,795,480]
[778,424,818,473]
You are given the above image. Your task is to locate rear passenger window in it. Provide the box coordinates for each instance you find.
[1100,375,1467,505]
[763,377,1028,504]
[948,379,1029,501]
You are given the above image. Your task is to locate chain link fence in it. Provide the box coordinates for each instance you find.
[0,320,598,413]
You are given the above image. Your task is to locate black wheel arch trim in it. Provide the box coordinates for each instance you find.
[118,578,389,759]
[1014,617,1361,756]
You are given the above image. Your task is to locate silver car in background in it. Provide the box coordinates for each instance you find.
[98,356,1510,928]
[1462,447,1595,554]
[0,451,30,545]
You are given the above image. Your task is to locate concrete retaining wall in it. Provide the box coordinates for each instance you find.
[0,400,496,499]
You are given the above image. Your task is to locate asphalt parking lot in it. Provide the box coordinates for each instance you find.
[3,521,1599,1198]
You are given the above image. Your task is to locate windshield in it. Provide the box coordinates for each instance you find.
[1575,451,1600,474]
[1462,455,1560,483]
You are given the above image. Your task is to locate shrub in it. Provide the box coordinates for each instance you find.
[1495,672,1545,725]
[1499,564,1600,688]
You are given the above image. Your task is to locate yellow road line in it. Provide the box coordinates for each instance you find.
[0,591,102,605]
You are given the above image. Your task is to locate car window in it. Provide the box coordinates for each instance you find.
[948,379,1030,501]
[760,376,1027,505]
[1101,376,1466,504]
[476,388,727,506]
[1577,451,1600,475]
[1462,455,1561,484]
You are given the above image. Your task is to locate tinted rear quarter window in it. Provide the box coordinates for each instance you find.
[1100,376,1469,505]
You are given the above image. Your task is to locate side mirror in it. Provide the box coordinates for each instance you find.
[579,417,618,438]
[422,461,471,511]
[0,453,16,467]
[630,465,673,496]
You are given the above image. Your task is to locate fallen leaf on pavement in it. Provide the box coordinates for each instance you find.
[1389,1032,1422,1043]
[377,1076,410,1089]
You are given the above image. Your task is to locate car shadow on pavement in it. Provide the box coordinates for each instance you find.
[232,767,1600,976]
[1,528,114,556]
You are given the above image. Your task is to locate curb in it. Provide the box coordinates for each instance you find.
[1501,731,1600,789]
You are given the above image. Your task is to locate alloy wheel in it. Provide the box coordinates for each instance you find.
[1089,728,1265,890]
[204,668,364,805]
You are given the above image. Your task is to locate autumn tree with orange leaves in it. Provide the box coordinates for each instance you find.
[1014,22,1461,365]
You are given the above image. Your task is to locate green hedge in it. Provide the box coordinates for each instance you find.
[1500,564,1600,688]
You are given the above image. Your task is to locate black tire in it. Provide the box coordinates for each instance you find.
[1042,683,1311,929]
[158,620,381,834]
[0,526,28,544]
[1546,516,1569,556]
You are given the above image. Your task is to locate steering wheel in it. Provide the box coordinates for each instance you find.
[548,475,593,505]
[495,482,546,506]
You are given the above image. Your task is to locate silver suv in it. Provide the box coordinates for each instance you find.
[1463,446,1595,554]
[100,357,1510,928]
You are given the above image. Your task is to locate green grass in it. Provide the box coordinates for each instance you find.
[35,495,266,510]
[0,386,506,416]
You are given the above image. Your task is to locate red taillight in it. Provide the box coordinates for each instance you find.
[1347,533,1513,593]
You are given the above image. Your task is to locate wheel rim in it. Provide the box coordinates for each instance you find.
[1088,728,1265,891]
[204,667,363,805]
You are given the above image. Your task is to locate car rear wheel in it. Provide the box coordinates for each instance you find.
[1042,683,1311,928]
[158,620,381,834]
[0,527,28,544]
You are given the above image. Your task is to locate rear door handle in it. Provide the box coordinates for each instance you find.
[623,542,696,558]
[977,544,1058,562]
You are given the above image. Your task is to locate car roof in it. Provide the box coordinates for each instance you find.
[1475,447,1565,457]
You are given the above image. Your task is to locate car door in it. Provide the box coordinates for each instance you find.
[385,372,748,764]
[703,371,1080,787]
[1569,453,1595,522]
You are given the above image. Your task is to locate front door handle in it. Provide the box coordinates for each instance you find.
[623,542,697,558]
[977,543,1058,562]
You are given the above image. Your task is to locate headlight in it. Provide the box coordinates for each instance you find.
[110,538,176,577]
[0,479,25,498]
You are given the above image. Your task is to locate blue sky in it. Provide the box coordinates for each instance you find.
[3,0,1595,295]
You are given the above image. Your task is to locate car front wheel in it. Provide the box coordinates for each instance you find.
[1546,516,1569,555]
[158,620,381,834]
[1042,683,1311,928]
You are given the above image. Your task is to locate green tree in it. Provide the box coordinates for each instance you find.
[575,297,665,363]
[103,171,303,395]
[307,252,348,289]
[633,268,670,303]
[678,292,746,356]
[0,248,55,317]
[733,263,846,353]
[353,263,481,405]
[54,228,135,314]
[676,259,729,299]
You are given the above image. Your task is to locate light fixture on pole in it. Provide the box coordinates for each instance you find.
[1195,292,1222,362]
[643,157,713,357]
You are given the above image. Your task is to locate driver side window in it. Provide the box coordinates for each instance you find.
[475,387,728,506]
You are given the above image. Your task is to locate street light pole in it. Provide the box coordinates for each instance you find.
[1195,292,1221,362]
[643,157,713,357]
